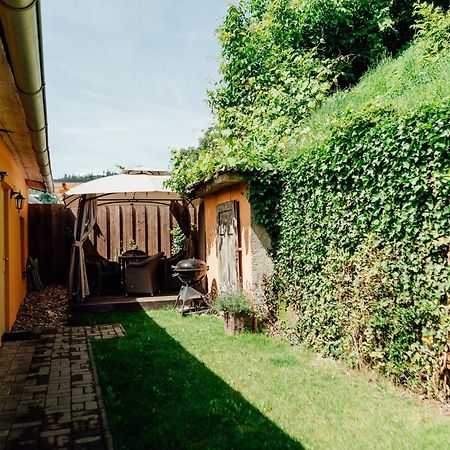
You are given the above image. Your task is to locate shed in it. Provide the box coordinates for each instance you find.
[194,173,273,305]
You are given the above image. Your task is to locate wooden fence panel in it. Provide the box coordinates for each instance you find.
[93,203,176,258]
[146,206,158,255]
[159,206,171,255]
[28,204,75,286]
[50,206,63,281]
[109,206,121,261]
[135,205,147,252]
[28,202,198,286]
[121,205,133,253]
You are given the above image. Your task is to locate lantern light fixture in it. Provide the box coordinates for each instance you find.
[10,190,25,211]
[0,171,7,181]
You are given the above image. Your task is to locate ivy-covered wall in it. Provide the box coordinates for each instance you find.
[262,104,450,398]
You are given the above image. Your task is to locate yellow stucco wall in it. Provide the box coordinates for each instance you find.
[203,183,254,296]
[0,137,29,333]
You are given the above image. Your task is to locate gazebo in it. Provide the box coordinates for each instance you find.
[63,169,194,301]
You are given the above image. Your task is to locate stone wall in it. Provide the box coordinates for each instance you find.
[249,208,274,307]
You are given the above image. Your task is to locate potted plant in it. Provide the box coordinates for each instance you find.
[213,289,257,335]
[129,239,138,250]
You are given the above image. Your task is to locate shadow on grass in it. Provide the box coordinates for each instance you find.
[86,310,303,450]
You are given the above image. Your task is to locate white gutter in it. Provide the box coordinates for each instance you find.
[0,0,53,193]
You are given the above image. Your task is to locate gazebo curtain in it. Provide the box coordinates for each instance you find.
[68,194,97,301]
[170,200,196,257]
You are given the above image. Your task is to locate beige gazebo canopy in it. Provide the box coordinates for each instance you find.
[64,169,182,301]
[64,168,179,208]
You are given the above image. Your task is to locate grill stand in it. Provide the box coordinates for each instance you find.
[172,259,211,315]
[174,283,210,315]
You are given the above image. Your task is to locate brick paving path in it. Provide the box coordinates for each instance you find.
[0,324,125,450]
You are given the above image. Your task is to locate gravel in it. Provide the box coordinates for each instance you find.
[12,285,69,331]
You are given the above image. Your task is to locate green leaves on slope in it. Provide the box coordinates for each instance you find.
[264,103,450,398]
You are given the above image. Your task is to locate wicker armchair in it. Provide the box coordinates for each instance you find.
[160,249,188,292]
[124,252,164,295]
[85,253,121,295]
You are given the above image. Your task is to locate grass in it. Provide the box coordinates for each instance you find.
[285,36,450,160]
[75,310,450,450]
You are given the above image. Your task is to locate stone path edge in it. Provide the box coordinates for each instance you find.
[87,341,114,450]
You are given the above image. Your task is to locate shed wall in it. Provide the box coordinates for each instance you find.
[203,181,274,306]
[204,183,253,296]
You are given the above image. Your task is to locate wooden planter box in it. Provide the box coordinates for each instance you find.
[224,312,255,335]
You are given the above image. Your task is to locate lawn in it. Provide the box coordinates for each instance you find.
[77,310,450,450]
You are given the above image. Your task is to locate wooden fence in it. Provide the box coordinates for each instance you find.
[28,204,75,286]
[29,203,197,286]
[89,204,178,260]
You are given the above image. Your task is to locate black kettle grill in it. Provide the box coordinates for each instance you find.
[172,259,209,314]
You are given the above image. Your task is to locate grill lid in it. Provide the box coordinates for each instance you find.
[173,259,208,284]
[174,259,208,272]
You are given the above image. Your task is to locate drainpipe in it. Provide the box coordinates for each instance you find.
[0,0,54,193]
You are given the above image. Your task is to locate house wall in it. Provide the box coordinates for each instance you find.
[0,137,29,335]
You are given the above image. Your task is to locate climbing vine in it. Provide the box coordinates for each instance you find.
[262,104,450,397]
[168,2,450,398]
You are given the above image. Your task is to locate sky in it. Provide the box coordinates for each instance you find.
[41,1,229,178]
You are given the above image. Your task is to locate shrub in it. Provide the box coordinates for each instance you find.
[169,1,450,198]
[170,226,185,255]
[213,290,256,315]
[169,0,442,196]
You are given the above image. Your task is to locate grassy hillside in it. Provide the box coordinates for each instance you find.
[169,5,450,194]
[286,19,450,161]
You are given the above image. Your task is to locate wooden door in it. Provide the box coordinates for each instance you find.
[217,200,240,291]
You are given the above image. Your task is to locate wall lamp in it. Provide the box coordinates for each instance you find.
[10,190,25,211]
[0,171,7,181]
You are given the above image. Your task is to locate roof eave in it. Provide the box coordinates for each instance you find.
[0,0,54,193]
[191,172,247,198]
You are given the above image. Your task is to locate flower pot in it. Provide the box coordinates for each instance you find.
[224,312,255,335]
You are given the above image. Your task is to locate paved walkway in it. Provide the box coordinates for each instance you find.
[0,324,125,450]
